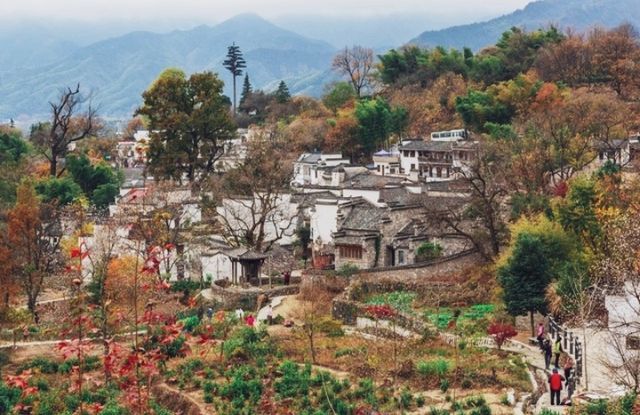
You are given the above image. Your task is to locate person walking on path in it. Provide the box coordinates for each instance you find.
[566,376,576,402]
[563,356,574,380]
[235,308,244,320]
[284,270,291,286]
[537,322,545,349]
[553,336,564,368]
[542,338,553,370]
[549,368,565,405]
[267,304,273,325]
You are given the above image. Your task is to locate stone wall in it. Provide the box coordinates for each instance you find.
[332,250,484,329]
[263,245,298,275]
[199,284,300,312]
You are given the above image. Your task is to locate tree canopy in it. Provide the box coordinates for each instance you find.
[137,69,236,184]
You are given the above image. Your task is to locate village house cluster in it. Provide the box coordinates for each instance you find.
[81,127,640,288]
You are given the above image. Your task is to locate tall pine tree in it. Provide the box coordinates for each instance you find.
[223,43,247,114]
[275,80,291,104]
[240,73,252,107]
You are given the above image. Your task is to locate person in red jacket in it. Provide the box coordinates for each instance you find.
[549,368,565,405]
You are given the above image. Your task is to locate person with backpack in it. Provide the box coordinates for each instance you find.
[548,368,565,405]
[553,336,563,368]
[542,338,553,370]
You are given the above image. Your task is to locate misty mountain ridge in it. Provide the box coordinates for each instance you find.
[2,0,640,121]
[411,0,640,51]
[0,13,336,120]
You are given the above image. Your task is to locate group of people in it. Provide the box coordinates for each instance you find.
[536,322,577,406]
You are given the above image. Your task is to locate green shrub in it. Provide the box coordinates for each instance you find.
[440,379,450,393]
[32,378,49,392]
[399,388,413,409]
[203,381,216,395]
[58,356,101,374]
[20,357,59,374]
[416,395,426,407]
[219,365,263,404]
[37,391,67,415]
[416,358,451,378]
[317,318,344,337]
[0,382,21,414]
[416,242,443,261]
[171,280,201,295]
[539,410,560,415]
[367,291,417,314]
[465,395,486,408]
[470,405,492,415]
[274,361,310,399]
[337,263,359,278]
[429,408,449,415]
[180,316,200,333]
[98,401,129,415]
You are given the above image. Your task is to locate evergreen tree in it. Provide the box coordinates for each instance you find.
[275,81,291,104]
[223,43,247,114]
[240,73,252,107]
[498,216,577,335]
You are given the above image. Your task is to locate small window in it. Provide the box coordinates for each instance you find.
[627,335,640,350]
[339,245,362,259]
[397,250,405,265]
[411,164,416,171]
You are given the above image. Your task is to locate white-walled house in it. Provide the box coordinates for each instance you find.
[372,149,401,176]
[398,129,477,183]
[292,152,351,186]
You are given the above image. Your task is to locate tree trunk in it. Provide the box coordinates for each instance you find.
[50,156,58,177]
[28,297,39,324]
[582,326,589,390]
[233,75,237,114]
[530,311,535,338]
[308,332,316,364]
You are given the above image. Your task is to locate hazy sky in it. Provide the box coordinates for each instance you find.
[1,0,532,22]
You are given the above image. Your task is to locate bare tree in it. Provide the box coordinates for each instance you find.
[208,138,297,253]
[425,143,508,261]
[593,213,640,391]
[31,84,99,177]
[295,279,333,364]
[555,267,604,390]
[332,46,374,98]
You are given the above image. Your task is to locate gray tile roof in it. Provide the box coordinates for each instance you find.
[298,153,322,164]
[340,204,388,231]
[344,172,406,188]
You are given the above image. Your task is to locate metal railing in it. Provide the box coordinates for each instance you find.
[548,317,583,381]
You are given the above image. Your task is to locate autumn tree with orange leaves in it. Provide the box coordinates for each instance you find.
[5,180,62,323]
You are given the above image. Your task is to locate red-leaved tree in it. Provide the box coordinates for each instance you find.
[487,322,518,350]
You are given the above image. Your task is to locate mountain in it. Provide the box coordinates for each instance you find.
[0,14,336,120]
[274,14,443,50]
[410,0,640,51]
[0,26,80,72]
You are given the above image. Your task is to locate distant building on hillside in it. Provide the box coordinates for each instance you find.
[372,149,401,176]
[292,152,351,186]
[398,129,477,182]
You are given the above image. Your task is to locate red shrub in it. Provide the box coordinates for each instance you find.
[487,322,518,350]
